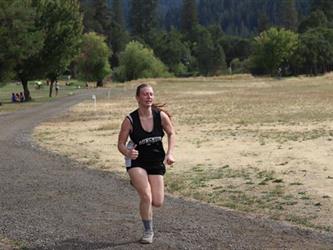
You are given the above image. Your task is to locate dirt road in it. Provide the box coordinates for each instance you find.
[1,89,333,249]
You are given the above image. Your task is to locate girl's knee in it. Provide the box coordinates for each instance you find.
[140,192,152,204]
[152,198,164,207]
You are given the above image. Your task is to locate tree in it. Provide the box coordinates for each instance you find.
[0,0,44,99]
[257,13,270,33]
[311,0,333,22]
[10,0,83,100]
[76,32,112,87]
[112,0,125,26]
[130,0,158,42]
[79,1,96,33]
[150,28,191,75]
[295,27,333,75]
[298,10,329,33]
[93,0,112,35]
[181,0,198,34]
[110,0,129,67]
[221,35,253,67]
[35,0,83,97]
[190,25,226,76]
[113,41,169,82]
[250,27,299,75]
[279,0,298,30]
[80,0,113,46]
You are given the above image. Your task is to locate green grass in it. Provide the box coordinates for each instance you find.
[0,80,87,113]
[0,235,27,250]
[164,163,327,230]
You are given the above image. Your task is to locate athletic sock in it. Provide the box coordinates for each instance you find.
[142,219,153,232]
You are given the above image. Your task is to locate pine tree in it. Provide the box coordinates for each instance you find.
[311,0,333,22]
[130,0,158,41]
[257,13,270,33]
[298,10,328,32]
[112,0,124,26]
[279,0,298,30]
[181,0,198,33]
[111,0,129,67]
[93,0,112,35]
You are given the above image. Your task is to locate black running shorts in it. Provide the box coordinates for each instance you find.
[126,162,166,175]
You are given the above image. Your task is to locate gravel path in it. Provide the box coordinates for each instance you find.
[1,89,333,250]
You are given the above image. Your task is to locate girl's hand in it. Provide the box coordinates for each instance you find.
[127,145,139,160]
[165,153,175,166]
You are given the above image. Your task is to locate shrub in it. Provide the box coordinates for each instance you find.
[113,41,170,82]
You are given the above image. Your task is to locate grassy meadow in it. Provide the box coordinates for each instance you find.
[0,80,87,113]
[33,74,333,231]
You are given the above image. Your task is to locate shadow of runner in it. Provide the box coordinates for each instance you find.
[26,238,138,250]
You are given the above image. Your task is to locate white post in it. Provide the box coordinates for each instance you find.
[92,94,96,111]
[108,89,111,99]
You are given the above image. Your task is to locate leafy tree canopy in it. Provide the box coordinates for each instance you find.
[113,41,169,82]
[251,27,299,75]
[0,0,44,82]
[76,32,112,86]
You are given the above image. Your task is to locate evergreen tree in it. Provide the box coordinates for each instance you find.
[311,0,333,22]
[110,0,129,67]
[198,0,224,27]
[181,0,198,33]
[112,0,124,25]
[279,0,298,30]
[257,13,270,33]
[296,27,333,75]
[150,28,190,75]
[298,10,328,32]
[164,7,181,30]
[130,0,158,42]
[80,1,96,33]
[221,36,253,66]
[191,25,226,75]
[93,0,112,46]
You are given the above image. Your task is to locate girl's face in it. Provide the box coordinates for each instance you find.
[136,86,154,108]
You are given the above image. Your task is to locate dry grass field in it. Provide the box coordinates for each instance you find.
[33,74,333,231]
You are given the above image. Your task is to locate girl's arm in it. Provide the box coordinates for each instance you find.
[118,118,138,159]
[161,111,175,165]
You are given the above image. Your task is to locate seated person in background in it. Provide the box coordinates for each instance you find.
[16,93,20,102]
[19,92,25,102]
[11,93,16,102]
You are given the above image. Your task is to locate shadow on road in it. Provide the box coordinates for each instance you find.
[26,238,138,250]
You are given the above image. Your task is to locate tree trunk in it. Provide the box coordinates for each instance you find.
[21,79,32,101]
[49,80,54,97]
[96,79,103,87]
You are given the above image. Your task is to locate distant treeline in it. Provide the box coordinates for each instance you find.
[1,0,333,103]
[80,0,333,79]
[83,0,312,37]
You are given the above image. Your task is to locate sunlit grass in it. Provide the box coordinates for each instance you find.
[33,74,333,231]
[0,80,87,113]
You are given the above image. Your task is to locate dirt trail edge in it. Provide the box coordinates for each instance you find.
[1,89,332,250]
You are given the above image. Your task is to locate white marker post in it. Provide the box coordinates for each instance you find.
[92,94,96,112]
[108,89,111,100]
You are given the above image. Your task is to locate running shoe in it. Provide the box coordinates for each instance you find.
[140,231,154,244]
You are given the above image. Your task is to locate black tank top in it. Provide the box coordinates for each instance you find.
[127,109,165,165]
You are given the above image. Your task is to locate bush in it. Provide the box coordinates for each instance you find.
[113,41,170,82]
[230,58,250,74]
[250,27,298,76]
